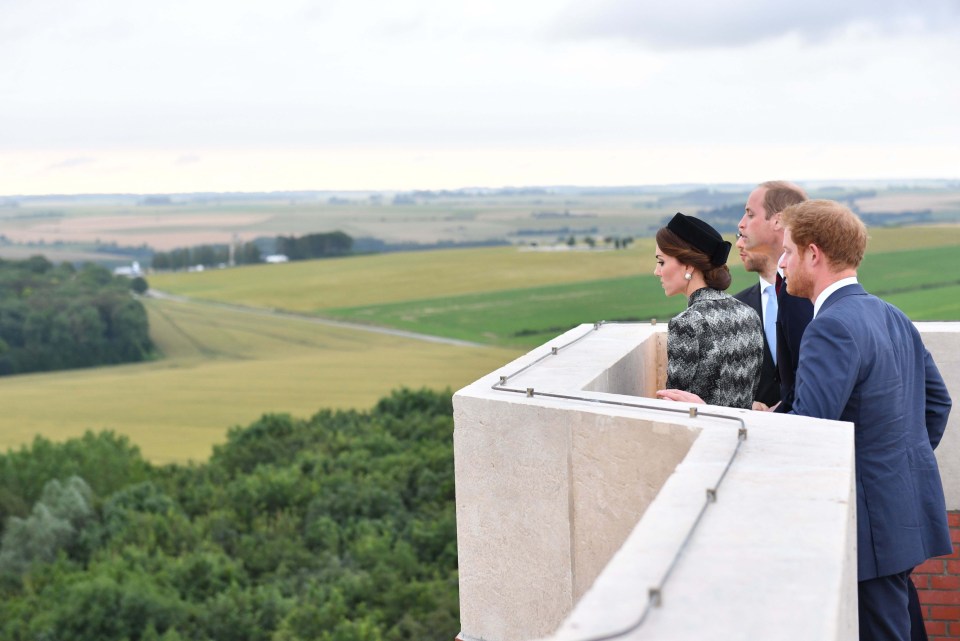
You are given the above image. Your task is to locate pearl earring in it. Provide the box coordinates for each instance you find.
[684,273,692,280]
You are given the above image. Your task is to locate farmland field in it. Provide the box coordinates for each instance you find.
[149,228,960,348]
[880,285,960,320]
[318,245,960,347]
[0,296,520,463]
[0,191,667,254]
[323,274,685,347]
[146,224,960,306]
[4,182,959,263]
[147,243,658,311]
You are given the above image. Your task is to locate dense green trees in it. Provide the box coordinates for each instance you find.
[0,257,154,375]
[275,231,353,261]
[0,388,460,640]
[151,242,262,270]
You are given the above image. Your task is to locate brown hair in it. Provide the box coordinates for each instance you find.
[656,226,732,291]
[759,181,807,219]
[779,199,868,270]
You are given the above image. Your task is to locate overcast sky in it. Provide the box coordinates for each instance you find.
[2,0,959,195]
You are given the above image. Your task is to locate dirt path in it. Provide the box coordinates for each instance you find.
[145,289,488,348]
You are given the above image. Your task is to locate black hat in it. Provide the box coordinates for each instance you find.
[666,213,731,267]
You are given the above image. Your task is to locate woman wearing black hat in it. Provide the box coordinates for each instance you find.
[653,213,763,409]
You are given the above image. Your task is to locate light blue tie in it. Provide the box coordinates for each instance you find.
[764,284,778,365]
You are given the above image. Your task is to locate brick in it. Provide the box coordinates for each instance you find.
[932,575,960,590]
[918,558,947,574]
[949,621,960,636]
[948,512,960,527]
[914,574,931,588]
[920,590,960,605]
[948,560,960,574]
[924,620,947,636]
[929,605,960,620]
[952,528,960,544]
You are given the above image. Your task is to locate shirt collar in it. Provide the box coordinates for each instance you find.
[813,276,859,318]
[758,274,775,291]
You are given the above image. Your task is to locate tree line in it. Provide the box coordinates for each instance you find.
[151,232,354,271]
[0,387,460,641]
[151,243,262,271]
[0,257,153,376]
[275,231,353,261]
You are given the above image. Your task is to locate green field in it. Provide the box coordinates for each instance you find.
[147,243,659,310]
[880,284,960,320]
[149,228,960,348]
[322,274,684,347]
[317,245,960,347]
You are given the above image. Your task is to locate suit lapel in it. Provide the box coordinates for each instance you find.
[746,282,762,314]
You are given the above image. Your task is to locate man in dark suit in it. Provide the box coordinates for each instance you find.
[733,181,813,411]
[780,199,953,641]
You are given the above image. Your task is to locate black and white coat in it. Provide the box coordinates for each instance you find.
[666,287,763,409]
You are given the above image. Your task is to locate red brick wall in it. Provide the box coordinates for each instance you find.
[913,511,960,640]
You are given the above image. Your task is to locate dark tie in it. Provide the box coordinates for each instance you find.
[775,273,783,296]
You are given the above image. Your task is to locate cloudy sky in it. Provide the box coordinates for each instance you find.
[1,0,958,195]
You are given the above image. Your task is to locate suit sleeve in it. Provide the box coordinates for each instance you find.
[924,348,952,450]
[790,315,860,420]
[666,314,699,392]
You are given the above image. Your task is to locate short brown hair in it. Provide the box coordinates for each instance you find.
[779,199,868,270]
[759,181,807,219]
[656,226,732,291]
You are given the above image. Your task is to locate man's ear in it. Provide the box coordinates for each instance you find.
[770,212,782,231]
[806,243,822,266]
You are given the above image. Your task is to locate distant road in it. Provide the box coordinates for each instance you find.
[145,289,488,348]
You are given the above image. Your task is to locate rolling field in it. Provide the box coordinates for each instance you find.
[320,244,960,347]
[147,225,960,309]
[150,226,960,347]
[147,243,660,311]
[0,296,520,464]
[323,275,687,347]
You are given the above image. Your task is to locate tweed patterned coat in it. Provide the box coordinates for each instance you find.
[666,287,763,409]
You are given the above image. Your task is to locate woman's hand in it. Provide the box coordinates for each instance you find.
[656,389,705,404]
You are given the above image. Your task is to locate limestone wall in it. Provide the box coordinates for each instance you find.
[919,323,960,509]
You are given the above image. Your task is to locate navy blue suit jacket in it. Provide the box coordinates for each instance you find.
[791,284,952,580]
